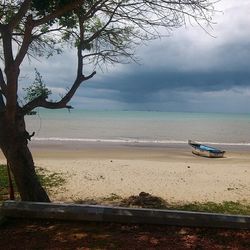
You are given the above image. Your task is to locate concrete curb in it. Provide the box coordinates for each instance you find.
[1,201,250,229]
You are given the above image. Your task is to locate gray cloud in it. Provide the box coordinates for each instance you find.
[74,68,250,111]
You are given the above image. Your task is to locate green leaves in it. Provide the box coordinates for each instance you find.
[31,0,78,27]
[23,68,52,103]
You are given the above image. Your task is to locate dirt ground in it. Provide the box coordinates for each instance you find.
[0,219,249,249]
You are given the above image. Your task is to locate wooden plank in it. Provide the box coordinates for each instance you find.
[1,201,250,229]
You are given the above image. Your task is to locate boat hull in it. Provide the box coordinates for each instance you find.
[192,148,225,158]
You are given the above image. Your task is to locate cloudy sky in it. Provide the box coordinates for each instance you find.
[21,0,250,113]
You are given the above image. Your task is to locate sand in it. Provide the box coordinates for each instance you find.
[1,141,249,204]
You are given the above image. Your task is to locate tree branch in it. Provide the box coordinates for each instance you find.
[85,2,121,44]
[81,0,108,22]
[0,68,7,96]
[76,13,84,78]
[9,0,32,31]
[14,15,33,67]
[22,71,96,114]
[33,0,107,27]
[33,0,84,27]
[0,91,5,112]
[1,25,14,68]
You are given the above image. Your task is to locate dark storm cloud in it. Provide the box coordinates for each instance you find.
[81,67,250,104]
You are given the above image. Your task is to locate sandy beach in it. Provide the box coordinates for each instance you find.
[1,141,249,204]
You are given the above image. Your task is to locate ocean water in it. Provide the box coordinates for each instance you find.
[25,109,250,146]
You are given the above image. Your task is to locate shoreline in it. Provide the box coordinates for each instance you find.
[31,139,250,152]
[1,141,249,204]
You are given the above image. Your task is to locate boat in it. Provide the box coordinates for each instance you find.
[188,140,225,158]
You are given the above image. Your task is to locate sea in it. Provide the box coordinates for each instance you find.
[25,109,250,147]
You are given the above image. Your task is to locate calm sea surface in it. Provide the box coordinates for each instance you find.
[25,109,250,145]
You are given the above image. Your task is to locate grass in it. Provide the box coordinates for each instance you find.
[169,201,250,215]
[35,167,66,192]
[0,164,66,202]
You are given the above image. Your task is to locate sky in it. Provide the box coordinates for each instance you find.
[21,0,250,113]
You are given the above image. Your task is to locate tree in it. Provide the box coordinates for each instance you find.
[0,0,216,202]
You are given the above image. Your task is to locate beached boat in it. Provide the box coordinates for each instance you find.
[188,140,225,158]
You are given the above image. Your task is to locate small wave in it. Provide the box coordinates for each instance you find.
[31,137,250,146]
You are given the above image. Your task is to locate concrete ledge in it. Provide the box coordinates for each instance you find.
[1,201,250,229]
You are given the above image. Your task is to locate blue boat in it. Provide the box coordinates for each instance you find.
[188,140,225,158]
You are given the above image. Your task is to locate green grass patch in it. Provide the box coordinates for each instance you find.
[36,167,66,192]
[103,193,123,202]
[169,201,250,215]
[0,164,66,202]
[0,165,9,188]
[73,193,123,206]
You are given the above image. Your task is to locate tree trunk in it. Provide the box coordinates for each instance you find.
[0,111,50,202]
